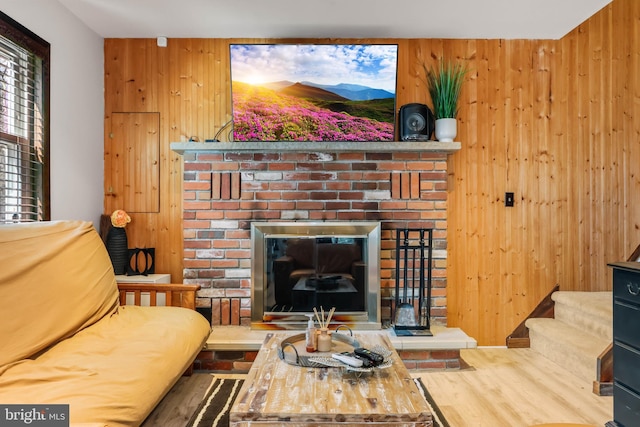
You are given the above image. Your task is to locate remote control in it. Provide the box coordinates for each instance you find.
[332,352,363,368]
[354,348,384,365]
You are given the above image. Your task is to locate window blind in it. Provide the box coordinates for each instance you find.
[0,22,47,223]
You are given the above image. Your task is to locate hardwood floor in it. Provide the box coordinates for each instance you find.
[142,349,612,427]
[417,348,612,427]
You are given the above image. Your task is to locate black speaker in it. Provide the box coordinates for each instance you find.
[399,103,435,141]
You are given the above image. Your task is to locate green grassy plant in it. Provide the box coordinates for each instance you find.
[422,59,469,119]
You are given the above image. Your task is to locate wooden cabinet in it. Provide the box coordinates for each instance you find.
[608,262,640,427]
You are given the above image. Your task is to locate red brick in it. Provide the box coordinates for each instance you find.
[231,298,240,325]
[184,181,212,191]
[431,350,460,360]
[296,201,325,210]
[352,162,377,171]
[415,360,447,370]
[195,153,224,162]
[282,191,310,200]
[185,162,212,171]
[268,201,296,210]
[324,163,351,171]
[184,201,212,211]
[269,182,297,190]
[197,350,214,360]
[337,172,364,180]
[362,172,391,181]
[226,230,251,239]
[326,182,351,190]
[281,152,310,161]
[338,191,364,200]
[419,153,447,160]
[393,152,421,161]
[336,152,365,161]
[325,201,351,210]
[309,211,337,220]
[406,161,436,171]
[225,153,253,161]
[184,240,212,249]
[225,211,253,219]
[398,350,431,360]
[183,220,211,229]
[200,360,234,371]
[211,162,240,171]
[366,152,393,161]
[196,211,224,220]
[298,182,323,191]
[225,249,251,259]
[380,201,408,210]
[337,211,366,220]
[402,360,418,370]
[377,161,406,171]
[352,201,378,210]
[211,259,239,268]
[255,191,281,200]
[297,162,325,170]
[183,259,211,269]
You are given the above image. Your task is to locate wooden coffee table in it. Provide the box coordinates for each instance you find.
[229,332,433,426]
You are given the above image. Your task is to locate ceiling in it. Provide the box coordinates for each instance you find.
[56,0,611,40]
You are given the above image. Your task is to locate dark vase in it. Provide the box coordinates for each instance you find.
[106,227,128,275]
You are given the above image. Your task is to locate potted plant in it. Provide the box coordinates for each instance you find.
[422,58,469,142]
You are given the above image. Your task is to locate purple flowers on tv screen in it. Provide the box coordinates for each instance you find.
[229,44,398,142]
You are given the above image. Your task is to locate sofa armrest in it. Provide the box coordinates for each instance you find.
[117,283,201,310]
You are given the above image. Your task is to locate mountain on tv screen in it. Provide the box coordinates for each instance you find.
[229,44,398,142]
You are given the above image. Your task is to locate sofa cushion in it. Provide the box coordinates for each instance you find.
[0,304,211,426]
[0,221,119,366]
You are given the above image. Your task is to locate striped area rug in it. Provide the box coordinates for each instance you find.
[187,376,448,427]
[187,377,244,427]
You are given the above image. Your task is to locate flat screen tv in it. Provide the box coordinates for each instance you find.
[229,44,398,142]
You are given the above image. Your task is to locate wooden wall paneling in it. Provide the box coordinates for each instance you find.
[631,0,640,258]
[561,27,579,290]
[445,38,482,340]
[506,38,531,342]
[102,6,640,343]
[157,39,184,284]
[575,19,592,292]
[611,0,640,263]
[588,8,611,288]
[612,0,631,258]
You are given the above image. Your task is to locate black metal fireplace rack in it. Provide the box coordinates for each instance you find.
[393,228,433,336]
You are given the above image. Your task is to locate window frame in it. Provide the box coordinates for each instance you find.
[0,11,50,221]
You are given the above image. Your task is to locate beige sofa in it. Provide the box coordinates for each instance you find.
[0,220,211,426]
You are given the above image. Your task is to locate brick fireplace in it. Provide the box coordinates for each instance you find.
[175,141,459,329]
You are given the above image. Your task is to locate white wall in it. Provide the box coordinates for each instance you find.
[0,0,104,227]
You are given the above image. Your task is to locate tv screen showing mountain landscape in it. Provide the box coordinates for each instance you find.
[229,44,398,142]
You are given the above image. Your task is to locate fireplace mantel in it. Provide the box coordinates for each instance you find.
[171,140,460,155]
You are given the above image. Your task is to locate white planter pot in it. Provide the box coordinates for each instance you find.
[435,118,457,142]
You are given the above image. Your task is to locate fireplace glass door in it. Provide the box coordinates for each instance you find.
[251,222,381,328]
